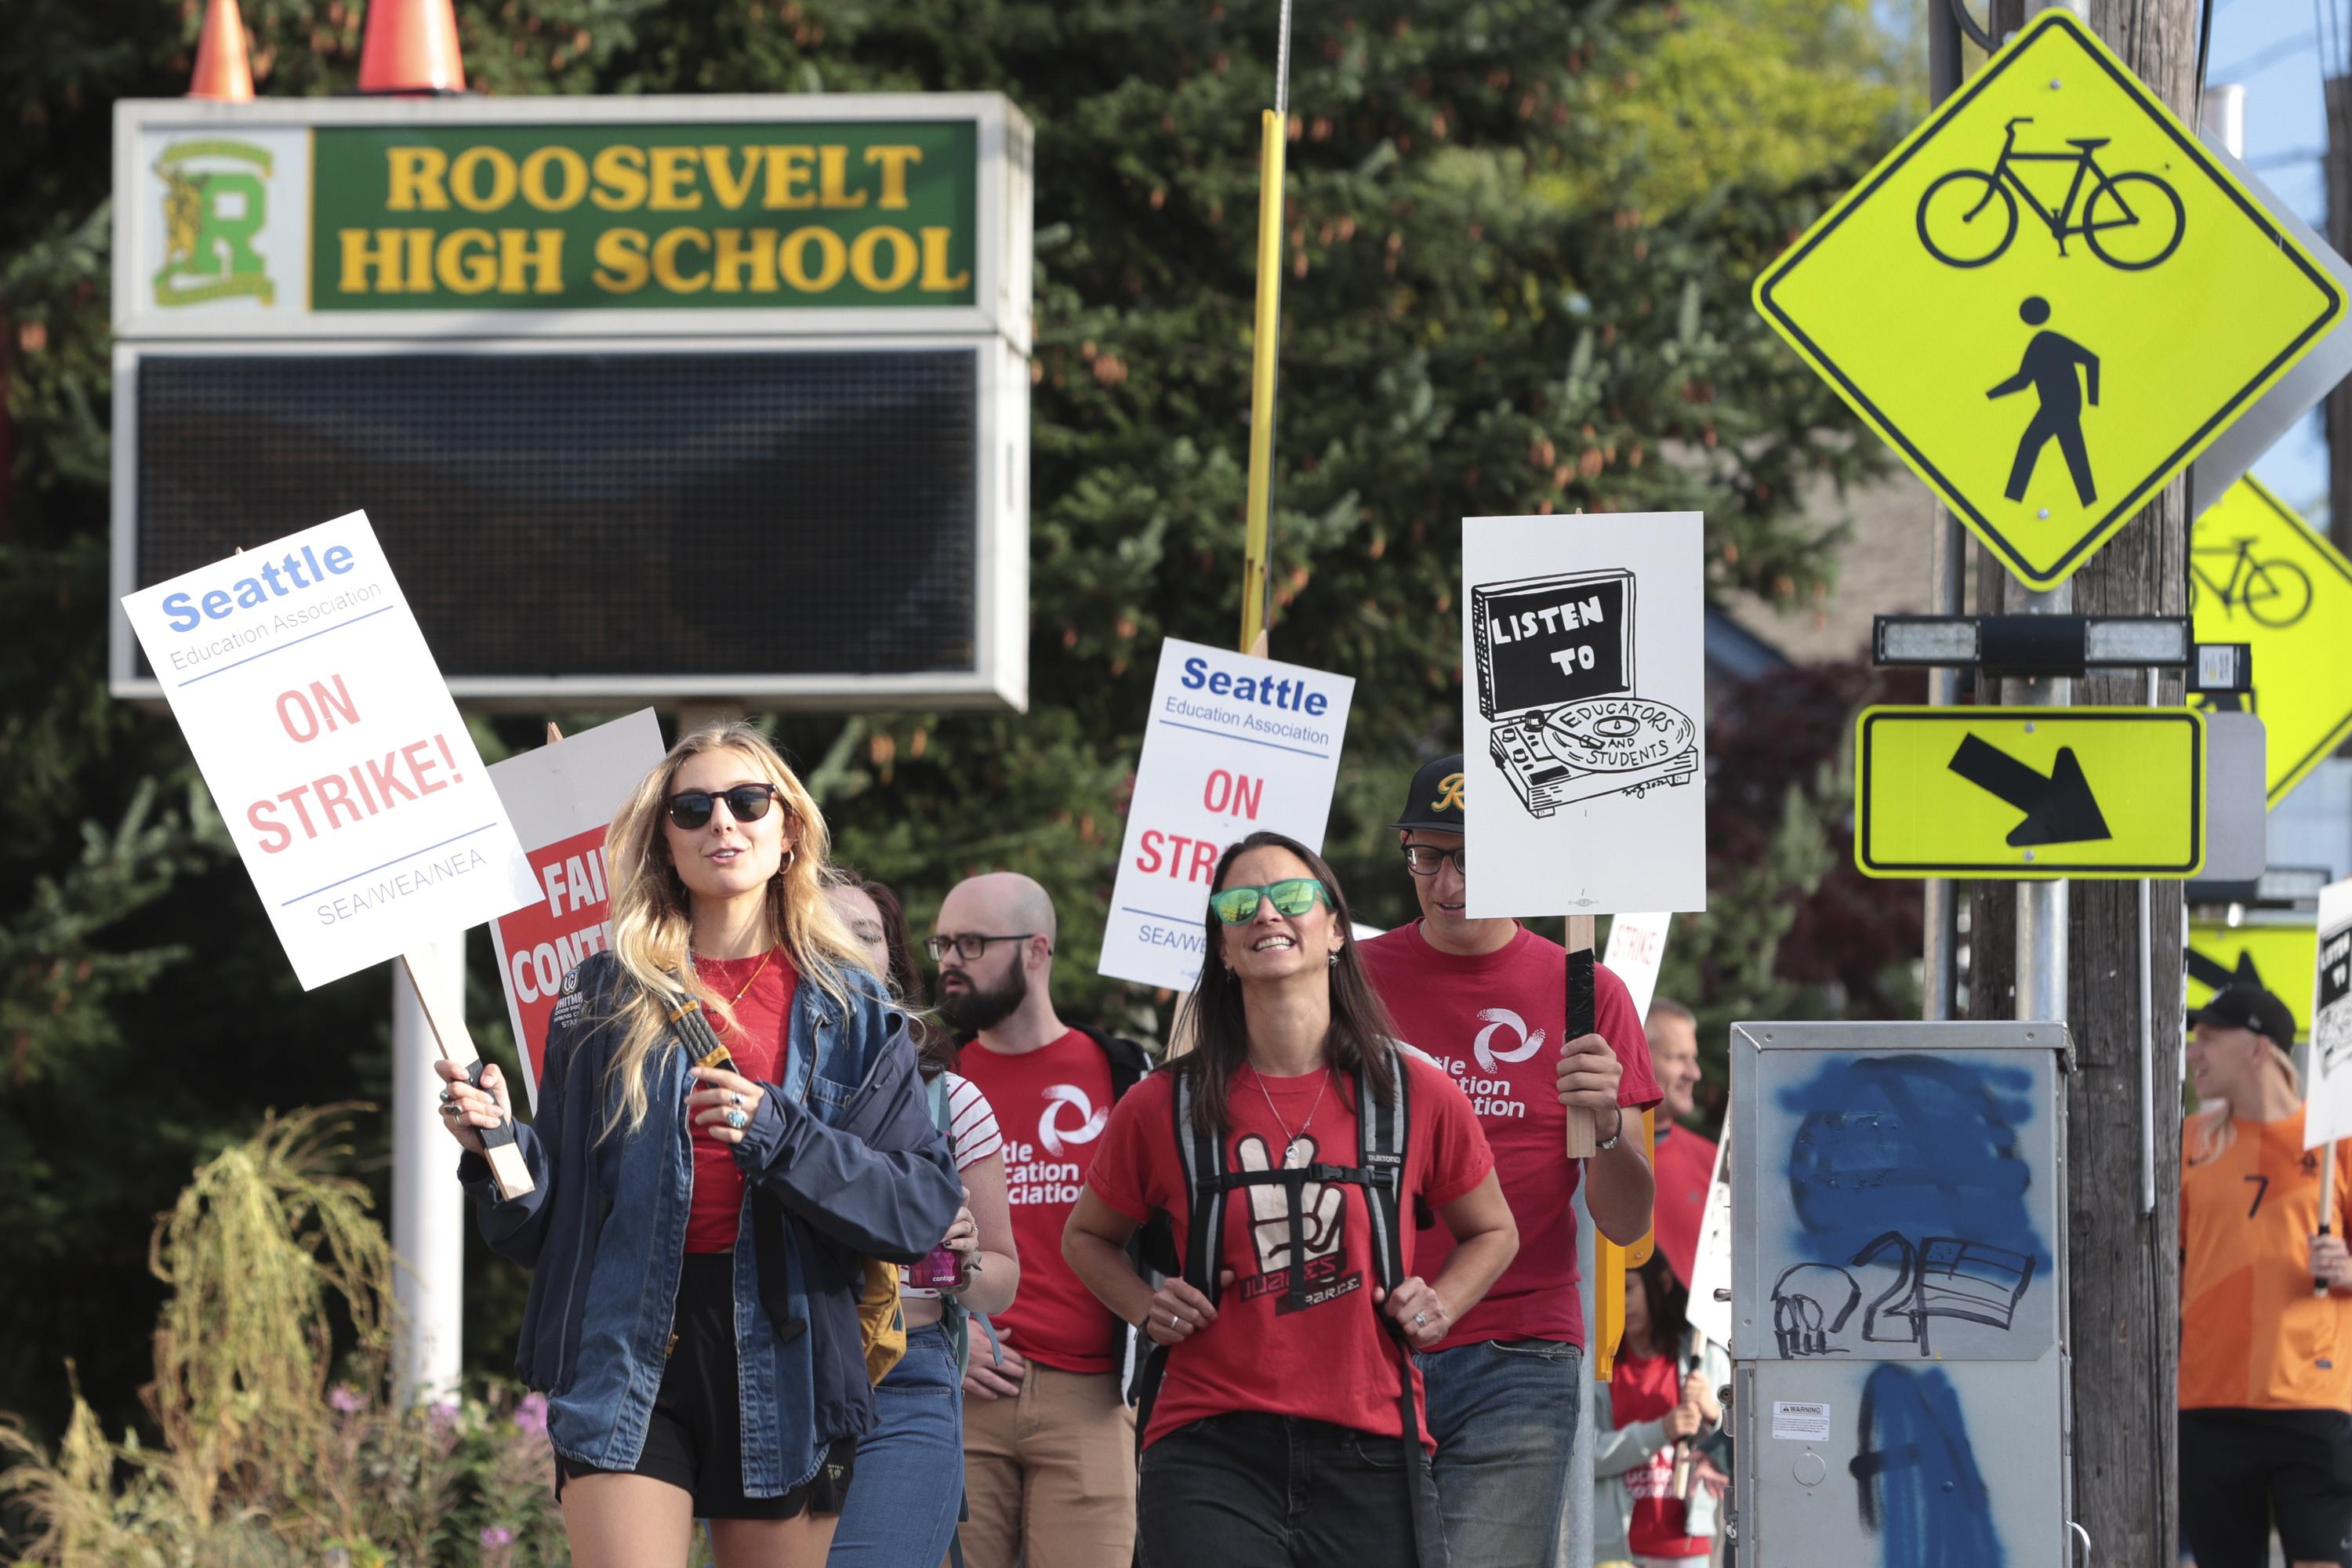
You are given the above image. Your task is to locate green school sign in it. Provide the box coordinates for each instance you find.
[114,95,1029,341]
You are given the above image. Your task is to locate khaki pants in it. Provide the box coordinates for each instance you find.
[960,1365,1136,1568]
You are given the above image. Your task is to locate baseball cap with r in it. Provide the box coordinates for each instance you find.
[2192,983,2296,1048]
[1394,754,1465,833]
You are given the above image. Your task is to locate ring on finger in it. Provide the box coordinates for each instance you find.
[727,1091,742,1107]
[438,1099,463,1117]
[724,1108,750,1131]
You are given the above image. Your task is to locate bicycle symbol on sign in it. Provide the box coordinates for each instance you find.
[1916,117,2186,270]
[2190,536,2312,628]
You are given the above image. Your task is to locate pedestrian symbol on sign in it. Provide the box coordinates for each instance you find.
[1988,297,2100,506]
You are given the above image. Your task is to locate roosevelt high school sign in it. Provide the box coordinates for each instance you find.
[111,95,1033,710]
[114,95,1028,341]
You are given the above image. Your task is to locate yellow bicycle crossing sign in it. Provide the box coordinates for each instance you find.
[2189,477,2352,807]
[1755,11,2341,591]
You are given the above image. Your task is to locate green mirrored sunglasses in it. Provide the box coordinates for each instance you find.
[1208,877,1331,925]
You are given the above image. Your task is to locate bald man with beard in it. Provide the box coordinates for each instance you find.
[931,873,1157,1568]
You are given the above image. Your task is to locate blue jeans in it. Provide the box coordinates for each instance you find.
[1421,1338,1584,1567]
[827,1323,964,1567]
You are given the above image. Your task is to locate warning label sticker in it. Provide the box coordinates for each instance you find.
[1772,1400,1832,1442]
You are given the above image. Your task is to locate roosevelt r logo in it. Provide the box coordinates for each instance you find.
[1038,1083,1108,1156]
[1472,1007,1545,1073]
[1432,772,1465,813]
[153,140,275,307]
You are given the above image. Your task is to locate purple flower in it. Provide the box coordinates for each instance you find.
[480,1526,515,1549]
[428,1398,461,1432]
[328,1386,363,1414]
[514,1392,548,1436]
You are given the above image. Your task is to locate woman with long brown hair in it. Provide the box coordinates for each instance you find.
[1064,830,1518,1567]
[436,723,960,1568]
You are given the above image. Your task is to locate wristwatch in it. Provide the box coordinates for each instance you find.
[1595,1107,1624,1152]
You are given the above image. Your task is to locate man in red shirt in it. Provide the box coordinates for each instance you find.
[1360,755,1662,1566]
[934,872,1153,1568]
[1646,996,1717,1287]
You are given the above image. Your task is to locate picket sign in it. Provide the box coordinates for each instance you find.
[117,511,541,1198]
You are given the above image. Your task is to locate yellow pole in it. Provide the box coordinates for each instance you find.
[1239,107,1287,654]
[1595,1219,1626,1383]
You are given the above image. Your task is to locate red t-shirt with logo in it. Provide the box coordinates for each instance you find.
[1613,1350,1709,1559]
[957,1029,1120,1374]
[1361,920,1661,1352]
[1087,1053,1494,1450]
[1651,1121,1719,1288]
[686,950,799,1254]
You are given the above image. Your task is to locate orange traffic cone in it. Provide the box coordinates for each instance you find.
[358,0,467,94]
[187,0,256,101]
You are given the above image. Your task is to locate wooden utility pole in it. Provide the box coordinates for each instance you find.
[1961,3,2191,1561]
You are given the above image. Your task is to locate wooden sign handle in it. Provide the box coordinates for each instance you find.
[1563,914,1599,1159]
[402,946,535,1200]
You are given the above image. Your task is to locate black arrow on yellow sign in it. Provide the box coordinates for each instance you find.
[1947,735,2114,846]
[2184,947,2262,993]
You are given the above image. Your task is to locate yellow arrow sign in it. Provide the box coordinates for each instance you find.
[2189,478,2352,808]
[1855,706,2205,878]
[1755,12,2341,590]
[2187,920,2319,1044]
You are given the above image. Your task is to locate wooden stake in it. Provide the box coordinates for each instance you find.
[1563,914,1598,1158]
[2319,1140,2337,1298]
[401,944,533,1200]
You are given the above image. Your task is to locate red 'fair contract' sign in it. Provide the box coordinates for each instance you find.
[487,710,666,1106]
[118,510,538,989]
[1098,638,1356,993]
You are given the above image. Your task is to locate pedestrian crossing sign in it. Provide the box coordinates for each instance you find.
[1754,9,2342,591]
[2188,478,2352,808]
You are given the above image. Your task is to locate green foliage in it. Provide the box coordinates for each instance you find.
[0,1107,579,1566]
[0,0,1915,1471]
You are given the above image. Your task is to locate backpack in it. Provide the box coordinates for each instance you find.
[1135,1058,1441,1565]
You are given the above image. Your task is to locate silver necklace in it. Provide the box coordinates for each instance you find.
[1254,1064,1335,1163]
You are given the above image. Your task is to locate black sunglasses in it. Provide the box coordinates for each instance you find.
[665,782,782,831]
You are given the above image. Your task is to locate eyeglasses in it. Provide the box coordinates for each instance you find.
[665,782,782,831]
[924,932,1036,963]
[1401,844,1467,877]
[1208,878,1331,925]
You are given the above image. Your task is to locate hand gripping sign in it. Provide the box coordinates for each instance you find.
[120,510,540,1196]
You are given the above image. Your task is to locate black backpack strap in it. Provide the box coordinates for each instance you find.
[1366,1057,1443,1566]
[1135,1069,1227,1451]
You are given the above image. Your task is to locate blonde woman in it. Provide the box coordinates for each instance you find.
[437,723,960,1568]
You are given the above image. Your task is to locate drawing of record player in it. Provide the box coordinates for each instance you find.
[1472,566,1698,818]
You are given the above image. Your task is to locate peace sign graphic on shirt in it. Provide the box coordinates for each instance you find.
[1237,1134,1345,1274]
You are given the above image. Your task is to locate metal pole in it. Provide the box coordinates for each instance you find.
[2140,668,2158,1214]
[393,933,467,1403]
[2013,583,2071,1022]
[1922,0,1967,1022]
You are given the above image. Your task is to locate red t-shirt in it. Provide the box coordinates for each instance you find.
[1360,920,1661,1352]
[1651,1122,1719,1288]
[1087,1054,1494,1450]
[1613,1350,1708,1558]
[957,1029,1120,1374]
[686,949,798,1254]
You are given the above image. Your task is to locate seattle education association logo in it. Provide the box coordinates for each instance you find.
[153,140,275,307]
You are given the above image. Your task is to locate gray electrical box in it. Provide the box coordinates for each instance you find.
[1727,1021,2075,1567]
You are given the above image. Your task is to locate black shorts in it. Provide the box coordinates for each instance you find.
[2180,1406,2352,1568]
[555,1252,856,1519]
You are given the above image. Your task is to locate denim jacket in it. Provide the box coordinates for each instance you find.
[456,950,960,1496]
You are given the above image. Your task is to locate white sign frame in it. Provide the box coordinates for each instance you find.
[1099,638,1356,993]
[1462,513,1709,918]
[487,710,666,1108]
[119,510,538,989]
[2307,877,2352,1149]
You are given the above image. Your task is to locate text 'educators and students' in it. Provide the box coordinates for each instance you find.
[316,122,977,308]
